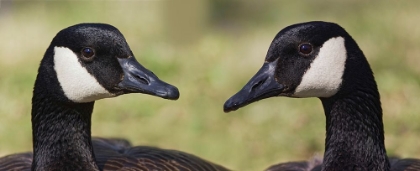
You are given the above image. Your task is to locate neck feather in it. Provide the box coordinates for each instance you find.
[31,83,99,171]
[320,80,390,171]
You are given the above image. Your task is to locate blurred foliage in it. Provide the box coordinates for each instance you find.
[0,0,419,170]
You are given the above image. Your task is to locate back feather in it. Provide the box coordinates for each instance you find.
[389,157,420,171]
[265,156,322,171]
[92,138,229,171]
[265,156,420,171]
[0,152,32,171]
[0,138,229,171]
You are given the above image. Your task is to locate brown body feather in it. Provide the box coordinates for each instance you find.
[0,153,32,171]
[93,138,229,171]
[0,138,229,171]
[265,157,420,171]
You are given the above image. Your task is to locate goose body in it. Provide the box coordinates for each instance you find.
[224,21,420,171]
[0,23,228,171]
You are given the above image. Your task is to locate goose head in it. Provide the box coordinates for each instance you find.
[224,21,370,112]
[36,23,179,103]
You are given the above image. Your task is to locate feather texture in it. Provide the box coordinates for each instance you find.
[0,138,229,171]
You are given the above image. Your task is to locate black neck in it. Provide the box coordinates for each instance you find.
[31,87,99,171]
[320,85,389,171]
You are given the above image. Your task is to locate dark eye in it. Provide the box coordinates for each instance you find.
[81,47,95,58]
[298,43,313,55]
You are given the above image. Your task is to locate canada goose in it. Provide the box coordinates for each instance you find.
[0,23,228,171]
[224,21,420,171]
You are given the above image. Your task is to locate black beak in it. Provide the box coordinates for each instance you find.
[117,57,179,100]
[224,59,284,112]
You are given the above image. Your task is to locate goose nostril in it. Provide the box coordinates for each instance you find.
[251,79,265,91]
[133,75,149,85]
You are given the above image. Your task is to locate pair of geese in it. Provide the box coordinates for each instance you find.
[0,21,419,171]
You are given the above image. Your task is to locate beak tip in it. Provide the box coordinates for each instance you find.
[223,99,238,113]
[163,85,180,100]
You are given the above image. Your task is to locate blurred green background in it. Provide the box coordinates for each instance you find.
[0,0,420,170]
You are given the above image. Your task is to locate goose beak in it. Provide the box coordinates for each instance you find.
[117,57,179,100]
[224,59,284,112]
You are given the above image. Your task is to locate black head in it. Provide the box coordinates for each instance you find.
[36,23,179,103]
[224,21,370,112]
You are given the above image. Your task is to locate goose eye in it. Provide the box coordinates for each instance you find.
[298,43,313,55]
[81,47,95,58]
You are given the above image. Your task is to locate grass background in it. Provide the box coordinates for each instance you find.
[0,1,420,170]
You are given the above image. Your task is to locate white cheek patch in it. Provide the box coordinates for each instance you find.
[54,47,115,103]
[293,37,346,97]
